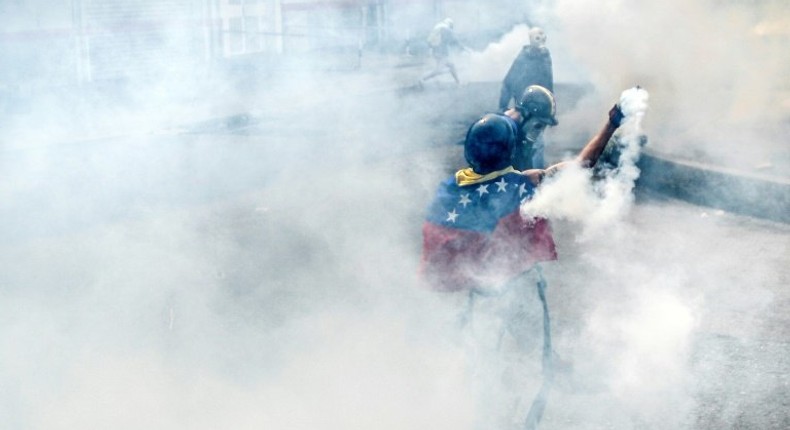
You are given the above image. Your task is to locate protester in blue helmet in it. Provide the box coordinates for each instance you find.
[463,113,519,174]
[420,100,625,292]
[422,98,623,291]
[422,112,554,292]
[420,100,625,429]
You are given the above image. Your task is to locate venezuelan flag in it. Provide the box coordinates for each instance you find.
[420,167,556,292]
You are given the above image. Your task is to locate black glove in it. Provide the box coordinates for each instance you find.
[608,104,625,128]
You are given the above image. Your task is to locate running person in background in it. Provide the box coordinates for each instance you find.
[419,18,469,87]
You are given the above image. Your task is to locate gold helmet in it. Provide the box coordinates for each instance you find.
[517,85,558,126]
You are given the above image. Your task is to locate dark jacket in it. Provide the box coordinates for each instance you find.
[498,46,554,111]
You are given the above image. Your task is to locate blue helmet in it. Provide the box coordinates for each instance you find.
[464,114,517,174]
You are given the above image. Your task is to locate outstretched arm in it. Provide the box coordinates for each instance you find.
[576,104,623,167]
[524,104,624,185]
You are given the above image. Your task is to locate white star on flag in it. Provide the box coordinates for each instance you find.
[476,184,489,196]
[495,177,508,192]
[446,209,459,223]
[518,183,528,197]
[459,193,472,207]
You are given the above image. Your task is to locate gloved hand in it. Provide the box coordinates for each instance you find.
[608,104,625,128]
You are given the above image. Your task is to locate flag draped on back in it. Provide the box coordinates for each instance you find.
[421,167,557,292]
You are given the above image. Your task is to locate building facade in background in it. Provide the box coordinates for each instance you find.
[0,1,378,85]
[0,0,537,88]
[1,0,784,92]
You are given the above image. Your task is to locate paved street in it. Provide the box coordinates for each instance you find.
[1,0,787,427]
[1,103,788,428]
[541,192,790,429]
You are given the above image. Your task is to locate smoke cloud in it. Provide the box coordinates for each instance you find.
[1,1,787,429]
[521,87,649,238]
[549,0,788,171]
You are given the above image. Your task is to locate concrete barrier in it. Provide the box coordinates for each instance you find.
[185,79,789,224]
[637,151,790,223]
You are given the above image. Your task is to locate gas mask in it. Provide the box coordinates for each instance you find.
[522,118,548,143]
[528,28,546,48]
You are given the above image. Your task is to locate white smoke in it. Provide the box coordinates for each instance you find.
[2,2,786,429]
[520,87,649,238]
[571,278,699,428]
[551,0,788,170]
[30,310,476,430]
[590,290,696,393]
[460,24,532,82]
